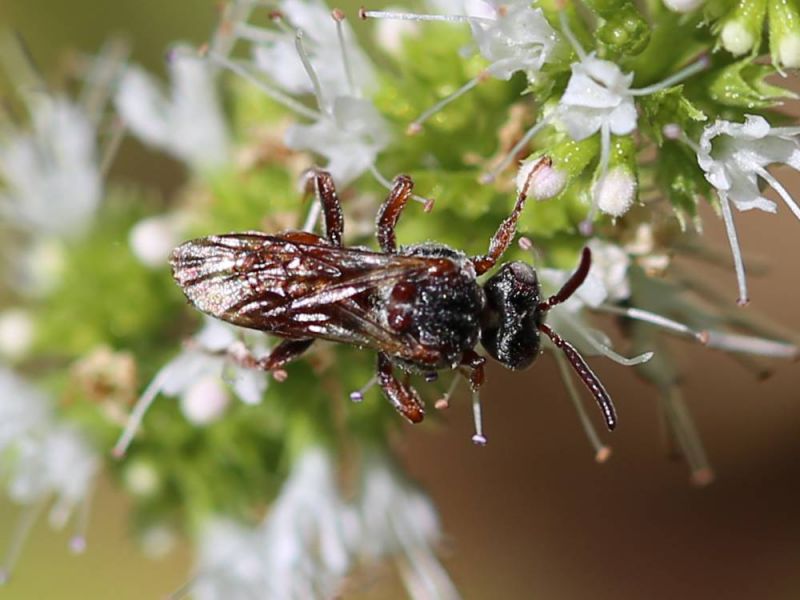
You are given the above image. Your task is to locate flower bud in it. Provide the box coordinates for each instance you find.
[595,166,637,217]
[662,0,705,13]
[717,0,767,57]
[769,0,800,69]
[123,458,161,498]
[516,156,568,200]
[129,215,179,268]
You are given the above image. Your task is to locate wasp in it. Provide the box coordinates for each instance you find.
[170,163,617,439]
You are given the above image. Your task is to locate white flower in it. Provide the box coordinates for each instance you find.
[468,0,559,80]
[358,451,459,600]
[128,214,182,268]
[0,309,35,361]
[697,115,800,214]
[696,115,800,304]
[115,46,229,170]
[285,96,391,185]
[249,0,376,105]
[0,368,50,455]
[260,448,356,599]
[7,427,99,529]
[112,318,268,456]
[193,520,266,600]
[559,54,638,142]
[0,97,101,239]
[179,375,231,425]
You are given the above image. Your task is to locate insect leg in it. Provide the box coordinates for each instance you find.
[539,323,617,431]
[229,338,315,378]
[376,353,425,423]
[461,350,488,445]
[304,169,344,247]
[538,247,592,311]
[471,157,551,275]
[376,175,414,252]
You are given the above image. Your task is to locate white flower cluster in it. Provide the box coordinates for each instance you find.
[190,447,457,600]
[0,368,100,583]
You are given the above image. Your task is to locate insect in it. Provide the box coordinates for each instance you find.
[170,163,617,440]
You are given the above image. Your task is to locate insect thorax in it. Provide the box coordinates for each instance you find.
[389,243,484,372]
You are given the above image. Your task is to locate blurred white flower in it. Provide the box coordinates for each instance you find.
[662,0,705,13]
[285,96,391,185]
[260,447,356,599]
[128,214,182,268]
[1,369,100,580]
[246,0,376,106]
[0,97,101,238]
[193,520,266,600]
[0,309,35,361]
[358,451,459,600]
[696,115,800,304]
[115,46,229,170]
[112,318,268,456]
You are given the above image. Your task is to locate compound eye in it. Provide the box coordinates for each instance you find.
[481,262,542,370]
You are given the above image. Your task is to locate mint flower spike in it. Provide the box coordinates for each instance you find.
[0,95,102,239]
[362,0,559,133]
[358,451,459,600]
[115,46,230,171]
[1,369,100,584]
[689,115,800,305]
[214,4,432,203]
[112,318,268,458]
[556,12,709,226]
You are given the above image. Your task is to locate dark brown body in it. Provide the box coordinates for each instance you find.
[171,167,617,431]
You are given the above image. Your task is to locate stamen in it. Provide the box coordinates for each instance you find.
[582,121,611,235]
[659,385,714,486]
[554,352,611,463]
[558,11,588,61]
[234,22,286,44]
[471,390,487,445]
[359,8,495,26]
[112,367,171,457]
[718,190,749,306]
[99,117,126,178]
[208,0,256,60]
[349,375,377,402]
[208,51,322,120]
[753,164,800,221]
[409,75,485,136]
[704,331,798,359]
[596,304,708,343]
[0,498,47,585]
[369,164,434,211]
[76,38,130,126]
[294,29,328,114]
[628,55,710,96]
[578,328,654,366]
[435,375,461,410]
[331,9,357,97]
[480,114,552,184]
[69,484,95,555]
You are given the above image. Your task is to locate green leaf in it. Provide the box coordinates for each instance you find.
[639,86,707,145]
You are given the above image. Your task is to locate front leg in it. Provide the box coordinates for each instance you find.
[377,352,425,423]
[376,175,414,252]
[303,168,344,246]
[227,338,315,380]
[471,156,551,275]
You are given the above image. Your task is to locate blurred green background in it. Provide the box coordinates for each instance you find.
[2,1,800,599]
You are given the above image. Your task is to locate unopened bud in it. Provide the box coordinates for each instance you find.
[516,156,567,201]
[769,0,800,69]
[662,0,705,13]
[718,0,767,57]
[595,167,637,218]
[0,309,34,361]
[129,215,179,268]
